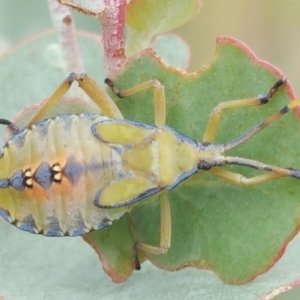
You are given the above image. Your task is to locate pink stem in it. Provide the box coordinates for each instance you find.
[98,0,126,77]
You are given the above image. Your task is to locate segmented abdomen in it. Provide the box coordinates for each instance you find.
[0,113,127,236]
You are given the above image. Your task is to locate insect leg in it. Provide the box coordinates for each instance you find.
[105,78,166,127]
[75,74,123,119]
[133,192,171,270]
[203,79,286,143]
[27,73,123,127]
[208,97,300,184]
[224,97,300,151]
[209,167,286,186]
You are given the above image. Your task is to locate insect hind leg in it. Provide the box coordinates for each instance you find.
[105,78,166,127]
[27,73,123,127]
[203,79,286,143]
[133,192,171,270]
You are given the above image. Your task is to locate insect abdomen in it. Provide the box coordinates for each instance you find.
[0,114,128,236]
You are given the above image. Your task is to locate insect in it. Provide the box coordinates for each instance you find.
[0,73,300,269]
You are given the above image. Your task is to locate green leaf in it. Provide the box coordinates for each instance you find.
[151,34,191,70]
[125,0,201,55]
[82,214,135,282]
[1,31,300,299]
[99,37,300,284]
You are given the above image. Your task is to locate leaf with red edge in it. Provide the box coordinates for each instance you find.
[86,36,300,285]
[1,30,300,299]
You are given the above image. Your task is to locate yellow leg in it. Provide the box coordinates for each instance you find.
[27,73,123,127]
[208,95,300,184]
[133,192,171,270]
[203,79,286,143]
[209,167,284,186]
[224,96,300,151]
[105,78,166,127]
[104,78,169,269]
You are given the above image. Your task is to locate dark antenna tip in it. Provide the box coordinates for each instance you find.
[0,119,20,134]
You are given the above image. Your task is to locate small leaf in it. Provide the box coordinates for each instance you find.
[125,0,201,55]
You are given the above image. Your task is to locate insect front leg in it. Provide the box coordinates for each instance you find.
[223,96,300,151]
[209,167,285,186]
[204,86,300,186]
[27,73,123,127]
[203,79,286,143]
[209,154,300,185]
[133,192,171,270]
[105,78,166,127]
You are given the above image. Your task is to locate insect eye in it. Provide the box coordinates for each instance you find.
[197,161,211,170]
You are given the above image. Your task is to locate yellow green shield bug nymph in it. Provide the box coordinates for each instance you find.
[0,73,299,269]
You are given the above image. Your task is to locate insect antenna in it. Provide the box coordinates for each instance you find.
[0,119,20,134]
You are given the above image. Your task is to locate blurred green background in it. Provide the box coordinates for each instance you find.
[1,0,300,93]
[0,1,300,299]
